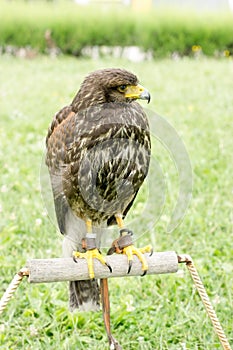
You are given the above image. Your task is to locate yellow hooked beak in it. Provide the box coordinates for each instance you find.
[124,84,151,103]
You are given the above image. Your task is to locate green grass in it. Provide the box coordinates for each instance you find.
[0,55,233,349]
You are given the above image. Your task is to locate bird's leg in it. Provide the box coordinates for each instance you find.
[73,219,112,279]
[108,214,152,276]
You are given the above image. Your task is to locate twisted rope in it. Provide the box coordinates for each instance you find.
[0,268,29,315]
[178,255,232,350]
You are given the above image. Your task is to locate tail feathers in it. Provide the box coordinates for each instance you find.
[69,279,100,312]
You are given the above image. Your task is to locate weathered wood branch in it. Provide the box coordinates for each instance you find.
[27,251,178,283]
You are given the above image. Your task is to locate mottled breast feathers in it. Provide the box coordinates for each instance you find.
[46,68,151,231]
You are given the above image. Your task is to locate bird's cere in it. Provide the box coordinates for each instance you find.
[124,84,151,103]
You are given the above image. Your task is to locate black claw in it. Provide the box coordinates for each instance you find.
[106,262,112,273]
[127,260,132,274]
[141,270,147,277]
[73,256,78,263]
[150,248,153,256]
[107,247,116,255]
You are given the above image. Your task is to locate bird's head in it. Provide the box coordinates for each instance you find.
[72,68,150,110]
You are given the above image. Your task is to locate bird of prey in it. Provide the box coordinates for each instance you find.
[46,68,152,312]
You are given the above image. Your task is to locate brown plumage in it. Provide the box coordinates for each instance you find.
[46,68,151,311]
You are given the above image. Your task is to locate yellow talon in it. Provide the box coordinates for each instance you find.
[73,248,111,279]
[113,214,153,276]
[73,218,112,279]
[138,245,153,255]
[122,244,152,274]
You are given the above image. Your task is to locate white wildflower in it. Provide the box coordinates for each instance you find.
[35,218,42,226]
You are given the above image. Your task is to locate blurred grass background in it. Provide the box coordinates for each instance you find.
[0,1,233,349]
[0,0,233,57]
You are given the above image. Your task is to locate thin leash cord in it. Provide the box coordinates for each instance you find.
[100,278,122,350]
[179,255,232,350]
[0,268,29,315]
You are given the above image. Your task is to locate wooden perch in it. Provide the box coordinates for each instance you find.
[27,251,178,283]
[1,251,231,350]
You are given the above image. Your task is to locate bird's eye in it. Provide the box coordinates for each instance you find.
[118,85,127,92]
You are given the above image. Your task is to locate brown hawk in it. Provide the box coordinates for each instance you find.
[46,68,151,311]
